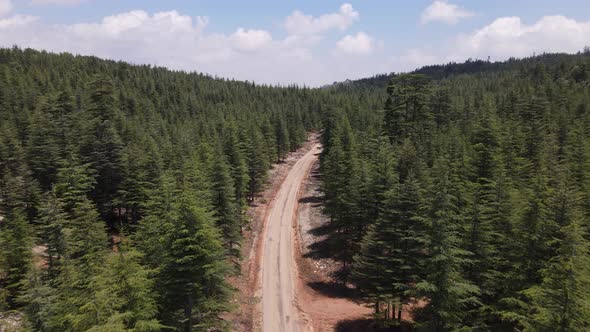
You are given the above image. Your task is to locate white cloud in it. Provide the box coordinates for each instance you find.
[231,28,272,52]
[285,3,358,36]
[0,0,12,17]
[0,3,383,86]
[421,1,474,25]
[335,32,375,55]
[395,14,590,73]
[449,15,590,61]
[0,9,339,85]
[1,1,588,88]
[0,14,37,28]
[392,48,438,71]
[30,0,85,5]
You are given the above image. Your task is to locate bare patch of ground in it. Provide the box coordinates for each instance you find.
[32,245,47,270]
[294,160,373,331]
[296,162,337,278]
[0,311,26,332]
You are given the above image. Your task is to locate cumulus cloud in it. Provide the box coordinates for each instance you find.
[231,28,272,52]
[335,32,375,55]
[392,48,439,71]
[397,14,590,74]
[0,9,340,85]
[449,15,590,61]
[1,1,588,87]
[0,14,37,28]
[284,3,358,36]
[421,1,474,25]
[0,3,384,85]
[0,0,12,17]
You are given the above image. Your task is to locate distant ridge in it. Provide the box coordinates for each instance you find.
[326,49,590,90]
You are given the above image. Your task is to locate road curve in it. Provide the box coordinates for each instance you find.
[262,143,321,332]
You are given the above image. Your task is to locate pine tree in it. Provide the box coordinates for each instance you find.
[27,97,61,190]
[19,269,60,332]
[82,242,161,332]
[274,114,291,160]
[384,74,432,143]
[0,208,33,308]
[246,128,269,202]
[352,158,427,324]
[0,125,41,221]
[392,171,428,322]
[53,156,96,217]
[36,190,68,280]
[136,173,231,332]
[223,121,250,210]
[417,156,478,331]
[51,198,107,331]
[514,172,553,285]
[210,151,241,261]
[118,138,163,224]
[321,114,362,270]
[461,115,507,327]
[525,210,590,331]
[351,187,401,323]
[519,97,548,169]
[82,74,125,219]
[53,88,76,155]
[163,196,230,331]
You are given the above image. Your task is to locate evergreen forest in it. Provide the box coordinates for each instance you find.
[1,46,590,331]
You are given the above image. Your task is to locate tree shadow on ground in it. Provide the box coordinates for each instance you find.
[306,281,359,299]
[298,195,323,204]
[302,224,346,261]
[302,236,333,259]
[335,319,415,332]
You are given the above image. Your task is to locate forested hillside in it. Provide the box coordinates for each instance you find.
[0,47,330,331]
[2,45,590,331]
[320,51,590,330]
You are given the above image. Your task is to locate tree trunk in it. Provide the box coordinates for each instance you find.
[184,294,193,332]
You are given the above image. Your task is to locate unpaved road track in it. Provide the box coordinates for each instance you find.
[262,143,321,332]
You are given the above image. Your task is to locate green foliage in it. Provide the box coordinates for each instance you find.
[0,46,322,329]
[82,244,162,332]
[2,45,590,331]
[417,156,479,331]
[209,150,241,261]
[524,210,590,331]
[323,51,590,329]
[36,190,67,279]
[50,198,108,331]
[0,208,33,308]
[136,172,230,331]
[384,74,432,143]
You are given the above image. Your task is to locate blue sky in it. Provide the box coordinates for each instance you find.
[1,0,589,86]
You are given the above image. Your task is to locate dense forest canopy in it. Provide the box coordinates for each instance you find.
[321,49,590,330]
[1,45,590,331]
[0,46,328,331]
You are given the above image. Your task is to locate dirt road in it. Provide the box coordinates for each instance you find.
[261,143,321,332]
